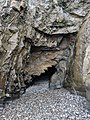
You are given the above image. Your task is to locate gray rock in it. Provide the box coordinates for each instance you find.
[0,0,90,99]
[68,12,90,96]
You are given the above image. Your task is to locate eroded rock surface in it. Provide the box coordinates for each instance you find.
[66,12,90,96]
[0,0,90,100]
[69,12,90,101]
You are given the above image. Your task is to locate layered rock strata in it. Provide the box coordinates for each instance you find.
[0,0,90,100]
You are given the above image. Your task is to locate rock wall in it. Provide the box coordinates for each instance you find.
[65,12,90,96]
[71,12,90,97]
[0,0,90,99]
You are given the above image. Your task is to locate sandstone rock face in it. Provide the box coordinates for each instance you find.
[0,0,90,99]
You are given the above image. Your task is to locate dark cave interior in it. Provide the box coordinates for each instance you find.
[26,66,57,88]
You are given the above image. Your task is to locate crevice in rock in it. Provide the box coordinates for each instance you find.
[30,46,60,53]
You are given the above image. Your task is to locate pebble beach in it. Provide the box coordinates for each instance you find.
[0,80,90,120]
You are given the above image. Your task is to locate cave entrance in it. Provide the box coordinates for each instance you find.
[31,66,57,87]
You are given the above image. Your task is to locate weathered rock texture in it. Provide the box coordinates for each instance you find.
[71,12,90,98]
[67,12,90,95]
[0,0,90,100]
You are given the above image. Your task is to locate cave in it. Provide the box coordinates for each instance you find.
[29,66,57,88]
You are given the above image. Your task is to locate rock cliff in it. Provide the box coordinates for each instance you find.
[0,0,90,102]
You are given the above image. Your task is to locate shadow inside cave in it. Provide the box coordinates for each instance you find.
[29,66,57,88]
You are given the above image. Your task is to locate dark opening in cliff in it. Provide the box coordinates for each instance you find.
[30,66,57,87]
[30,46,60,53]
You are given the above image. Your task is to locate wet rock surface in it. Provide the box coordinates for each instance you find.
[0,80,90,120]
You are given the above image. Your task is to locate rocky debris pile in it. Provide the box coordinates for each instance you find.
[0,80,90,120]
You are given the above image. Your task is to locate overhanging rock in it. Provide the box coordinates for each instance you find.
[0,0,90,99]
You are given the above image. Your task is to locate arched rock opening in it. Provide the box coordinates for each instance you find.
[25,66,57,88]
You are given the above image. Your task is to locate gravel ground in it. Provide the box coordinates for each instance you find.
[0,80,90,120]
